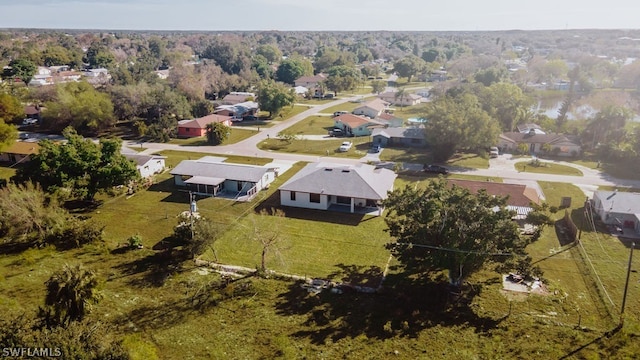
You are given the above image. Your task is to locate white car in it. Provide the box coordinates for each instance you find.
[22,118,38,125]
[338,141,352,152]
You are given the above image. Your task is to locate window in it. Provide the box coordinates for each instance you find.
[290,191,296,201]
[310,193,320,203]
[336,196,350,204]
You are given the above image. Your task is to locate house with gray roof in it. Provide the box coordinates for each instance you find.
[124,154,166,178]
[279,162,397,216]
[592,190,640,235]
[214,101,259,119]
[171,157,276,201]
[371,127,426,147]
[498,130,581,156]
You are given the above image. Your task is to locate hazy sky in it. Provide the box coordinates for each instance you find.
[0,0,638,31]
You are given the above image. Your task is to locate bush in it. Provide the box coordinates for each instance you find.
[127,234,143,249]
[47,219,104,250]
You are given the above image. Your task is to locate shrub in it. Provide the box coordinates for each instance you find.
[127,234,143,249]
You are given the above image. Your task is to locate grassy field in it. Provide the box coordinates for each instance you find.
[3,149,640,358]
[379,147,432,164]
[258,137,372,159]
[281,115,335,135]
[168,128,258,146]
[515,161,584,176]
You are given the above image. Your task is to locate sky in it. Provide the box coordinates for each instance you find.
[0,0,639,32]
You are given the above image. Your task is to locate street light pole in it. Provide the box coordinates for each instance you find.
[620,242,635,326]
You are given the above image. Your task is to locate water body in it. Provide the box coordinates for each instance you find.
[534,102,640,122]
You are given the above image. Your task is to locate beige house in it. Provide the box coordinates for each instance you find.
[498,130,581,156]
[353,98,390,118]
[0,142,40,165]
[377,91,422,107]
[294,74,326,88]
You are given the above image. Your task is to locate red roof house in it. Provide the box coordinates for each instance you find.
[177,114,233,138]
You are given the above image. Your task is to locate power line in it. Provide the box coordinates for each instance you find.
[394,242,515,256]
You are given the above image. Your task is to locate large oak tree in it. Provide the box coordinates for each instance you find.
[13,128,139,201]
[383,179,530,287]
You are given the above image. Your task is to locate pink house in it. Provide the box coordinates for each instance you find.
[177,114,233,138]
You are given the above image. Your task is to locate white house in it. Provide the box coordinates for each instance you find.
[171,157,276,201]
[279,162,397,216]
[124,154,166,178]
[592,191,640,234]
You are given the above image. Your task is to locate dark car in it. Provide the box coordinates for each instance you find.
[370,144,381,153]
[243,115,258,121]
[328,128,343,137]
[423,164,449,174]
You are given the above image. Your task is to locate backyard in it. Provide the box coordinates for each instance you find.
[2,150,640,358]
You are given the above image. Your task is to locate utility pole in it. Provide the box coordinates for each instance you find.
[620,242,635,326]
[189,191,195,240]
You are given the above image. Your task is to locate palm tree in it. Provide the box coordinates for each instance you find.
[394,88,407,110]
[43,264,102,326]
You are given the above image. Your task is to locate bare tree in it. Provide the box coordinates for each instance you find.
[248,208,288,273]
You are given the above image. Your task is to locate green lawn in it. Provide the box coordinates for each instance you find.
[379,147,432,164]
[515,161,583,176]
[602,159,640,181]
[168,128,258,146]
[0,166,16,180]
[282,115,335,135]
[388,103,428,121]
[206,211,391,277]
[528,181,635,329]
[266,104,312,122]
[258,137,371,159]
[447,153,489,169]
[157,150,272,168]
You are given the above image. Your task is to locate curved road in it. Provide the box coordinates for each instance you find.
[125,96,640,190]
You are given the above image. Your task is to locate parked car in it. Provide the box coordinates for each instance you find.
[328,128,344,137]
[22,118,37,125]
[323,93,334,99]
[370,144,381,153]
[19,132,29,140]
[333,111,349,117]
[338,141,352,152]
[423,164,449,174]
[489,146,500,158]
[243,115,258,121]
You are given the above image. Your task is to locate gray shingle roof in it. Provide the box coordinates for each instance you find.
[279,162,397,200]
[595,191,640,215]
[171,160,271,183]
[500,132,580,146]
[124,154,165,167]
